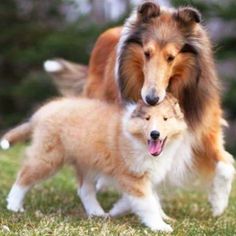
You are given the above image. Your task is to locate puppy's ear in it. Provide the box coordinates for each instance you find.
[165,93,184,119]
[138,2,160,23]
[176,7,201,25]
[165,93,176,102]
[174,102,184,119]
[137,99,146,106]
[131,100,146,118]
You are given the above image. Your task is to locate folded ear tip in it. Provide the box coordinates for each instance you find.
[138,2,159,13]
[177,7,201,24]
[191,7,201,23]
[138,1,160,22]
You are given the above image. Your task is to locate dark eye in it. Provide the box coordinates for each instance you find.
[145,115,151,121]
[163,117,168,121]
[167,55,175,63]
[144,51,151,60]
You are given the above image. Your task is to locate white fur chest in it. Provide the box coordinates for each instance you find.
[148,137,185,186]
[166,132,194,186]
[123,134,185,186]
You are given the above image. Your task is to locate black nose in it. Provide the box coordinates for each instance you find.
[145,95,159,106]
[150,130,160,140]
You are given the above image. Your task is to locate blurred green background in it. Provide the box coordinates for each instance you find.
[0,0,235,155]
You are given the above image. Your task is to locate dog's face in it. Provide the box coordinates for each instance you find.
[118,2,201,106]
[141,39,181,105]
[127,94,186,157]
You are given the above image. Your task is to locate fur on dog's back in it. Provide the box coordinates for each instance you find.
[31,98,122,163]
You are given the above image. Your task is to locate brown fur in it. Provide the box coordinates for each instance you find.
[82,3,233,179]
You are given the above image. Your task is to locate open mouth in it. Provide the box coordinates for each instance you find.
[148,137,167,156]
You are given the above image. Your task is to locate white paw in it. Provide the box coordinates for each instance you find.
[43,60,63,73]
[109,210,123,218]
[162,214,176,223]
[149,222,173,233]
[211,202,227,217]
[87,208,107,218]
[7,201,24,212]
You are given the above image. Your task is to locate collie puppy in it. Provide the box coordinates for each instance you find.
[2,95,186,232]
[49,2,234,216]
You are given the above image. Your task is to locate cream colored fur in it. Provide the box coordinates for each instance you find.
[5,96,187,232]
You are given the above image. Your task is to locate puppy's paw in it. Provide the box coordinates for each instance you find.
[101,213,110,219]
[7,201,24,213]
[150,222,173,233]
[144,218,173,233]
[87,208,107,218]
[162,213,176,223]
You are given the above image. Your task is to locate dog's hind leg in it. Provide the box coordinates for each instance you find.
[78,174,107,217]
[7,143,64,212]
[208,153,235,217]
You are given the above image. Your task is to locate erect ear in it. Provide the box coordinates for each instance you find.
[174,101,184,119]
[138,2,160,23]
[176,7,201,25]
[165,93,176,102]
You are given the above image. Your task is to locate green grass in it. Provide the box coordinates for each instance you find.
[0,145,235,236]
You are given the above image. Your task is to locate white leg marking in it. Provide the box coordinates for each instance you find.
[78,179,106,217]
[153,192,174,221]
[0,139,10,150]
[127,193,173,232]
[95,176,111,192]
[7,183,30,212]
[109,195,131,217]
[208,161,235,217]
[43,60,63,73]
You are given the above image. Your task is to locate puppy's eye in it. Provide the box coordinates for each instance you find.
[144,51,151,60]
[145,115,151,121]
[167,55,175,63]
[163,117,168,121]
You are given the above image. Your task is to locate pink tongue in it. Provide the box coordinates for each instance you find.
[148,140,162,155]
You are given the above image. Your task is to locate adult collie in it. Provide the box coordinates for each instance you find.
[17,2,236,216]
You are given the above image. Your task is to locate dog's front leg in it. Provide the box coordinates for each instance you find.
[78,175,107,217]
[126,190,173,232]
[208,153,235,217]
[153,191,175,222]
[109,194,131,217]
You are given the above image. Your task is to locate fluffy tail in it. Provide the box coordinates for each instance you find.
[44,58,88,96]
[0,122,32,150]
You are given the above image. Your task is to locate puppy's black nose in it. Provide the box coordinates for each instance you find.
[145,95,159,106]
[150,130,160,140]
